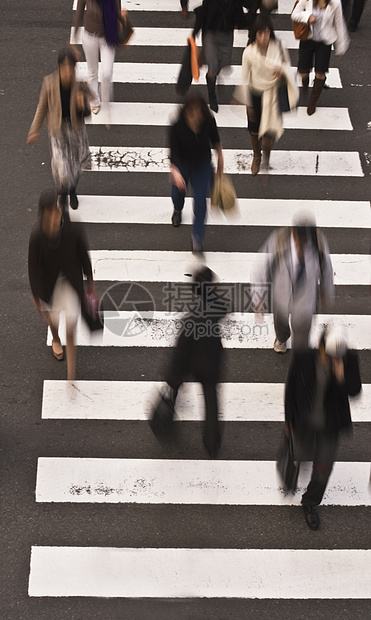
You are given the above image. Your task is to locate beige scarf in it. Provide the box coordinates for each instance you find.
[239,40,299,140]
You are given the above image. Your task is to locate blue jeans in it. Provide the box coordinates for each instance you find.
[171,159,213,244]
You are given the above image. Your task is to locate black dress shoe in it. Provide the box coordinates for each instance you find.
[203,435,221,459]
[171,210,182,227]
[70,189,79,210]
[302,505,320,530]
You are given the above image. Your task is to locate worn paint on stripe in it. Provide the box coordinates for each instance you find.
[69,196,371,228]
[88,147,363,176]
[35,458,370,506]
[41,380,370,422]
[70,27,298,49]
[88,250,370,285]
[46,314,371,350]
[85,102,352,131]
[76,63,343,88]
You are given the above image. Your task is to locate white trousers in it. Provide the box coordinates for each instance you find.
[82,29,116,107]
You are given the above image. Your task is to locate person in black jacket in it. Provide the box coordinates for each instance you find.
[284,325,362,530]
[193,0,252,111]
[169,94,223,254]
[151,266,227,459]
[28,190,95,381]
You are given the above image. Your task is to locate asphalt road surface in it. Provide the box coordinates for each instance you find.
[0,0,370,618]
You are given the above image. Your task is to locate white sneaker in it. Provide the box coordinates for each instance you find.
[274,338,287,353]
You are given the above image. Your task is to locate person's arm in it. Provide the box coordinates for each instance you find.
[209,116,223,174]
[318,235,334,311]
[342,351,362,397]
[291,0,311,23]
[27,77,49,144]
[332,1,350,56]
[193,0,207,37]
[169,124,187,191]
[76,224,94,290]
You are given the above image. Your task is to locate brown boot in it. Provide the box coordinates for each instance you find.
[261,136,274,171]
[250,132,261,175]
[307,77,325,116]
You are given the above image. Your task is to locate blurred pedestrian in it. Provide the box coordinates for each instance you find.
[284,326,362,529]
[169,94,224,255]
[241,15,298,174]
[341,0,366,31]
[28,190,95,381]
[254,211,334,352]
[73,0,123,113]
[292,0,349,115]
[27,49,92,210]
[180,0,189,19]
[193,0,253,112]
[150,267,226,458]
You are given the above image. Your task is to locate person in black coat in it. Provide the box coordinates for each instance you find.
[284,325,362,530]
[28,189,95,380]
[193,0,252,111]
[151,266,227,459]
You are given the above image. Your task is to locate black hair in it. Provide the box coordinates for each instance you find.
[250,15,276,44]
[58,48,77,67]
[38,189,59,218]
[179,93,211,123]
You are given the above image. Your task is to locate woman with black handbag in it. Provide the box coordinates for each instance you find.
[241,15,298,174]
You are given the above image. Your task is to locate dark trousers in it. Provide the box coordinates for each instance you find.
[165,329,222,453]
[171,159,213,244]
[342,0,366,24]
[180,0,189,7]
[274,310,312,350]
[300,430,339,507]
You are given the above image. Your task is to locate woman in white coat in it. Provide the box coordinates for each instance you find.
[292,0,349,115]
[241,16,298,175]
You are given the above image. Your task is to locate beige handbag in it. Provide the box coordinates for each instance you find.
[210,173,237,212]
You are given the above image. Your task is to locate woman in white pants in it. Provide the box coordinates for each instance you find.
[74,0,122,113]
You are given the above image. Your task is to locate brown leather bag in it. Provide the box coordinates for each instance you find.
[291,0,310,41]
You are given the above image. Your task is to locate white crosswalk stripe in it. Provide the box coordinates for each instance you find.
[85,102,353,130]
[70,196,371,227]
[89,146,363,175]
[41,380,371,421]
[35,458,371,505]
[87,250,369,284]
[71,27,299,49]
[76,62,344,87]
[46,313,371,349]
[30,0,370,607]
[29,546,371,598]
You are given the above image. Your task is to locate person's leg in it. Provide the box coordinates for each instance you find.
[273,311,291,352]
[307,43,331,116]
[291,310,312,351]
[301,431,338,506]
[202,382,220,458]
[261,133,274,172]
[66,326,76,381]
[171,160,189,226]
[298,40,314,96]
[190,161,211,250]
[99,37,116,104]
[349,0,366,29]
[247,96,262,175]
[82,30,100,107]
[204,32,219,112]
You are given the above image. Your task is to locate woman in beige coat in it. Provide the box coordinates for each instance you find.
[27,49,92,210]
[241,16,298,174]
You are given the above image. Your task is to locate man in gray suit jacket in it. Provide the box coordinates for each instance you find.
[254,211,334,352]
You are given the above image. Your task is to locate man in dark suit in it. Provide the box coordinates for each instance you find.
[284,326,362,530]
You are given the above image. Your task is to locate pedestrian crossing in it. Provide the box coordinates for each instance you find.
[29,0,371,610]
